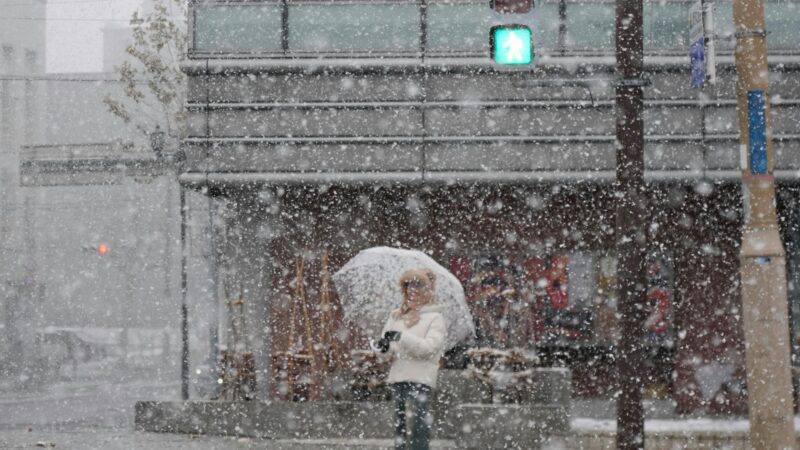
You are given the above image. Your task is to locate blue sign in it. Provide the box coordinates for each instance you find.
[690,37,705,88]
[748,90,767,174]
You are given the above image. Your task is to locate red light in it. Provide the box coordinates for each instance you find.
[97,244,109,255]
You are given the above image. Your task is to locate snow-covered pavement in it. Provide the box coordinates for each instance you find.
[1,376,799,449]
[0,376,179,432]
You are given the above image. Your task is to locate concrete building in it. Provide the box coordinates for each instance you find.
[179,0,800,413]
[21,72,173,322]
[101,0,159,72]
[102,23,134,74]
[13,68,199,380]
[0,0,47,279]
[4,0,191,380]
[0,0,48,377]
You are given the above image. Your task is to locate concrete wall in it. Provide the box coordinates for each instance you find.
[0,0,47,366]
[180,58,800,179]
[0,0,47,276]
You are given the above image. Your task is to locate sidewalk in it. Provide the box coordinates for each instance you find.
[2,425,799,450]
[4,417,800,450]
[1,381,798,450]
[0,430,460,450]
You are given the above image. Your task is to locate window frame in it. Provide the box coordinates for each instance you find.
[187,0,800,57]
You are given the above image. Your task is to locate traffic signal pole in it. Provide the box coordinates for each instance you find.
[615,0,647,447]
[733,0,796,445]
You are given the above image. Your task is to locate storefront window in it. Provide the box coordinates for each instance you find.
[448,251,674,348]
[289,3,420,52]
[194,4,283,52]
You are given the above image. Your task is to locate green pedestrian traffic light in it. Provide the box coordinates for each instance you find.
[491,25,532,65]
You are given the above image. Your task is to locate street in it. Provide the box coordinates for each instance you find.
[0,374,456,449]
[1,372,797,449]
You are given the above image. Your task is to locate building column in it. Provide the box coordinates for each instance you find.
[222,193,275,400]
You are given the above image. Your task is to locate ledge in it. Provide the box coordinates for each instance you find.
[181,54,800,75]
[178,170,800,187]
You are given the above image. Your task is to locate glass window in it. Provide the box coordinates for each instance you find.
[714,0,735,50]
[537,2,561,49]
[713,0,799,50]
[427,3,490,52]
[2,45,15,72]
[194,4,283,52]
[644,3,688,49]
[25,50,37,67]
[766,1,800,48]
[565,2,615,50]
[427,1,558,53]
[289,3,420,52]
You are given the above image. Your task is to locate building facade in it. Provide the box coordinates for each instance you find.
[180,0,800,413]
[6,0,187,380]
[0,0,48,379]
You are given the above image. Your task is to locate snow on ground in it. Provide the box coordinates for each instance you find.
[571,417,800,433]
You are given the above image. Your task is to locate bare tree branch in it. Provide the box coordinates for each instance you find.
[103,0,187,152]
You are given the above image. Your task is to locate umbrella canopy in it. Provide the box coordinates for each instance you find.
[332,246,475,350]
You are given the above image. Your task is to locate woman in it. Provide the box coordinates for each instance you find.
[378,268,447,450]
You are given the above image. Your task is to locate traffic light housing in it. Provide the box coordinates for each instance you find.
[491,0,532,14]
[82,243,110,255]
[491,25,532,65]
[490,0,534,65]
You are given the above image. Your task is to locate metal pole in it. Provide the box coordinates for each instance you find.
[121,255,131,371]
[615,0,647,446]
[704,0,717,85]
[163,178,173,317]
[557,0,567,53]
[733,0,796,444]
[180,186,189,400]
[207,197,219,372]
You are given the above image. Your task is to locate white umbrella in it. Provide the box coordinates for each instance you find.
[332,246,475,350]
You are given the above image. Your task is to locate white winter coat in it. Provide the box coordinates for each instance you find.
[381,304,447,389]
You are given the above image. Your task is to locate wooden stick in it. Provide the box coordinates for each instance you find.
[286,255,302,400]
[298,256,319,399]
[319,250,333,366]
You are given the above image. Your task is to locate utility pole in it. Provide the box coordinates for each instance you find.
[180,185,189,400]
[615,0,647,447]
[733,0,796,445]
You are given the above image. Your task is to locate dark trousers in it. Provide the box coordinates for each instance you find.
[390,382,432,450]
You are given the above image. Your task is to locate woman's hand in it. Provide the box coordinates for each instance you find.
[377,331,402,353]
[384,331,401,342]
